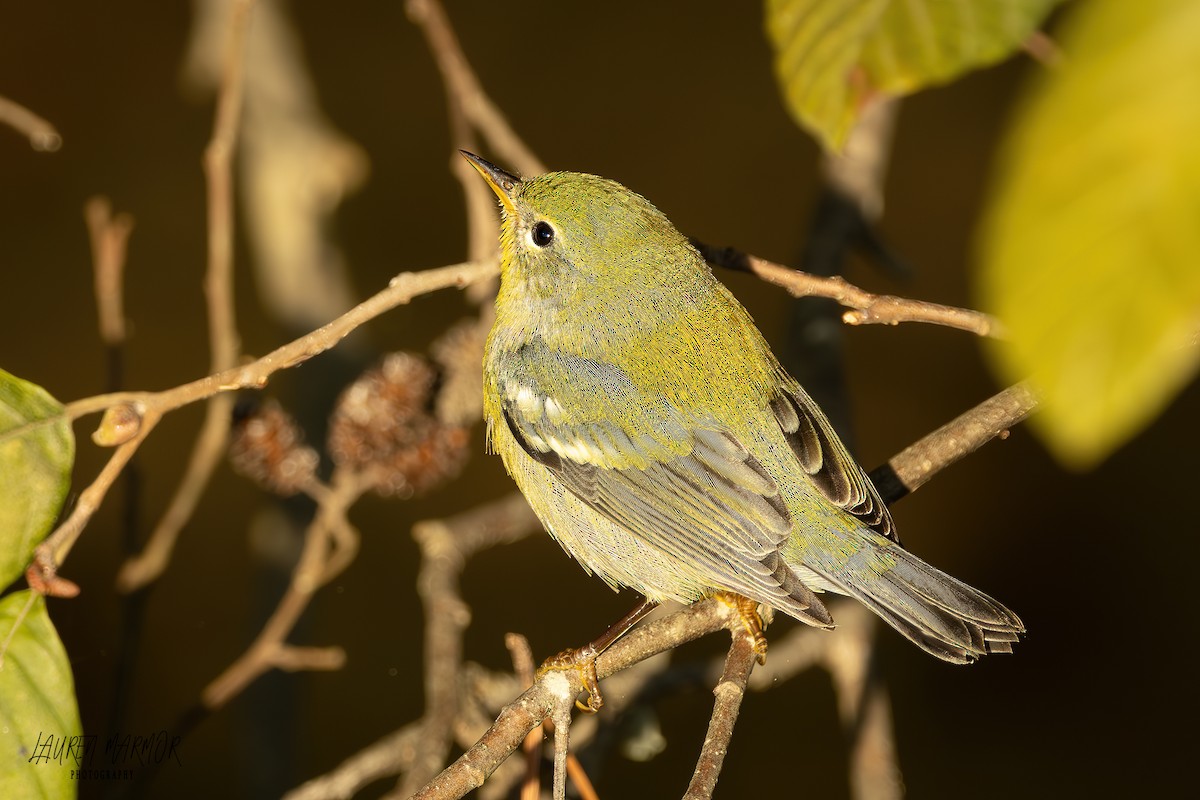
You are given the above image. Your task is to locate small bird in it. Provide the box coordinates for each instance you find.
[464,151,1023,669]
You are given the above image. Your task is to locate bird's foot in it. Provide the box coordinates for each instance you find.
[537,643,604,713]
[714,592,769,665]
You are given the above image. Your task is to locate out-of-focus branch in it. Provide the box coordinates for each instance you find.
[1023,31,1063,68]
[0,94,61,151]
[506,634,542,800]
[184,0,368,331]
[822,96,898,221]
[84,197,135,347]
[697,242,1003,338]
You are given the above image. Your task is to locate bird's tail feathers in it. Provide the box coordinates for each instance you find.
[827,543,1024,664]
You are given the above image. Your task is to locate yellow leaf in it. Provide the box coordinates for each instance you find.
[978,0,1200,469]
[764,0,1059,150]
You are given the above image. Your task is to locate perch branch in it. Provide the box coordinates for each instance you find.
[412,599,737,799]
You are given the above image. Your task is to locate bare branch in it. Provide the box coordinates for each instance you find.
[885,381,1040,495]
[696,243,1003,338]
[30,409,160,583]
[548,683,573,800]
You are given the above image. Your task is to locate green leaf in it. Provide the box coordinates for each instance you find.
[0,369,74,592]
[978,0,1200,469]
[0,591,81,799]
[764,0,1060,150]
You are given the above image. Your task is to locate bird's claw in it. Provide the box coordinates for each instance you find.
[537,643,604,713]
[716,592,769,665]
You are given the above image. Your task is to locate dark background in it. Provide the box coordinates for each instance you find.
[2,1,1197,798]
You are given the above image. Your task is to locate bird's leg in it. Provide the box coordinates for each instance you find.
[538,597,659,713]
[713,592,769,664]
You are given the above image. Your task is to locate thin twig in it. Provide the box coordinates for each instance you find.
[0,94,61,151]
[29,410,160,591]
[84,197,135,346]
[886,381,1039,495]
[549,685,573,800]
[696,242,1004,338]
[683,629,759,800]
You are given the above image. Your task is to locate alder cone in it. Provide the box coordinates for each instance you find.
[328,351,471,497]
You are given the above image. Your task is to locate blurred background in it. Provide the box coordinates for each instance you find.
[2,1,1197,798]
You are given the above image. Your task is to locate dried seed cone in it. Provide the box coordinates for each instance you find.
[328,352,471,497]
[229,399,319,496]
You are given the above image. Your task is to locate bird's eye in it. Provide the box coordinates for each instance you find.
[531,221,555,247]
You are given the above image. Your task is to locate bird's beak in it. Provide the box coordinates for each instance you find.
[460,151,520,214]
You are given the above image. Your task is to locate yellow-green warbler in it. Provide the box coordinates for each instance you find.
[465,151,1023,665]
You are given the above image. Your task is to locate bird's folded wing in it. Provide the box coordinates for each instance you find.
[497,351,829,620]
[769,384,896,543]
